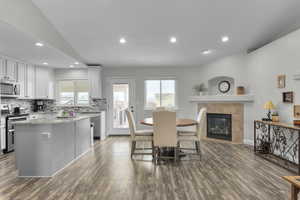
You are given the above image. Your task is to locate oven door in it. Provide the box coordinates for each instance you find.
[5,116,28,153]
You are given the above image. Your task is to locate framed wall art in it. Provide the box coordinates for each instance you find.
[277,75,286,88]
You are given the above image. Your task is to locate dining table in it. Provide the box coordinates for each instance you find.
[141,118,198,127]
[140,117,198,159]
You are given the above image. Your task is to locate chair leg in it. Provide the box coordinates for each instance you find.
[196,141,202,159]
[152,141,155,159]
[131,141,136,158]
[195,141,199,153]
[174,147,178,163]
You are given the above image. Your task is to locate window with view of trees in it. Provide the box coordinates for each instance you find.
[145,79,176,109]
[58,80,89,105]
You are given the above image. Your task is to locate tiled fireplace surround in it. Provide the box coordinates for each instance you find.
[198,103,244,144]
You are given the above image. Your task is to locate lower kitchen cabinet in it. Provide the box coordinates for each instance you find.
[91,111,106,140]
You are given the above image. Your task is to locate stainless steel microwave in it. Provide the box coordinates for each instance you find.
[0,82,20,96]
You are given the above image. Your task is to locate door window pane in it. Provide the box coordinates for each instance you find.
[113,84,129,128]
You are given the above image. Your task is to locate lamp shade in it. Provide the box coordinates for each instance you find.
[264,101,275,110]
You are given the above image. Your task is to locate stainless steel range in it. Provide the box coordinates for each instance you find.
[4,114,29,153]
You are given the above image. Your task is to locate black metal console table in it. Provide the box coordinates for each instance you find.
[254,120,300,174]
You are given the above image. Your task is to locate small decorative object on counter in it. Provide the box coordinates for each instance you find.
[193,83,207,96]
[271,111,279,122]
[236,86,245,95]
[262,101,275,121]
[283,91,293,103]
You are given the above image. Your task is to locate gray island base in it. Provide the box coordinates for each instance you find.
[14,114,99,177]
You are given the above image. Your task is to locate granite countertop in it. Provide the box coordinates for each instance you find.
[12,113,101,125]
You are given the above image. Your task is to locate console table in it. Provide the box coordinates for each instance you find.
[254,120,300,174]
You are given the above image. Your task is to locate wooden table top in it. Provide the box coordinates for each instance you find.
[283,176,300,188]
[255,120,300,131]
[140,118,198,127]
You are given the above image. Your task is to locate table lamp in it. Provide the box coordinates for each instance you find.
[263,101,275,121]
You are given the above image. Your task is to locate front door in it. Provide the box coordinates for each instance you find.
[108,78,135,135]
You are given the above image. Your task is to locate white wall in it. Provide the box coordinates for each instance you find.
[54,69,88,80]
[244,28,300,143]
[103,53,248,132]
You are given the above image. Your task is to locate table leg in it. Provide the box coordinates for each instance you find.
[291,185,299,200]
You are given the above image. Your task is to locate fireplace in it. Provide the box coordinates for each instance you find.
[207,113,232,141]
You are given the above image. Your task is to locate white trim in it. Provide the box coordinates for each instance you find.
[243,139,254,146]
[189,95,254,103]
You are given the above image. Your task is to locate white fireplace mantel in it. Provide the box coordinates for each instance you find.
[189,95,254,103]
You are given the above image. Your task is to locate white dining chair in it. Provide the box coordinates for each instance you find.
[125,109,154,158]
[177,108,207,158]
[153,110,178,163]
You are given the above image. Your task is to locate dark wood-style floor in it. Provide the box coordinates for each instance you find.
[0,136,295,200]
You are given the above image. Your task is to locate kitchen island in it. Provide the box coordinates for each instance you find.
[13,114,100,177]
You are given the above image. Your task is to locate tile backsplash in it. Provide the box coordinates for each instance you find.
[1,98,107,114]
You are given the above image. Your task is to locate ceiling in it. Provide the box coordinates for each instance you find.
[0,21,86,68]
[32,0,300,68]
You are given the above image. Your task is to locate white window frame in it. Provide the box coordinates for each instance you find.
[56,79,90,106]
[144,78,178,110]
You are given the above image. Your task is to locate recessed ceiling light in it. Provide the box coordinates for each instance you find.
[69,65,74,68]
[119,37,126,44]
[43,62,48,65]
[202,50,212,55]
[221,36,229,43]
[170,37,177,43]
[35,42,44,47]
[74,62,80,65]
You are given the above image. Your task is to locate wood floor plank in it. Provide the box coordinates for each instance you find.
[0,136,295,200]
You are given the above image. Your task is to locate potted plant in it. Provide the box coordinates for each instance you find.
[272,111,279,122]
[193,83,207,96]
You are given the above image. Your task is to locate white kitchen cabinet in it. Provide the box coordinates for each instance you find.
[100,111,106,140]
[17,63,26,98]
[26,64,35,98]
[48,69,55,99]
[35,67,49,99]
[88,67,102,99]
[0,126,5,150]
[35,66,55,99]
[0,58,6,79]
[6,60,17,81]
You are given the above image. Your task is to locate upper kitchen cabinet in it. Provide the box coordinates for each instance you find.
[35,66,55,99]
[88,67,102,99]
[6,60,17,81]
[17,63,26,98]
[26,64,35,98]
[0,58,17,81]
[0,57,5,79]
[17,63,36,99]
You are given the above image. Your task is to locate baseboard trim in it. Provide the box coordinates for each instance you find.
[244,139,254,146]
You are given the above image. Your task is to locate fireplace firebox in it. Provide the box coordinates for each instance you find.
[207,113,232,141]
